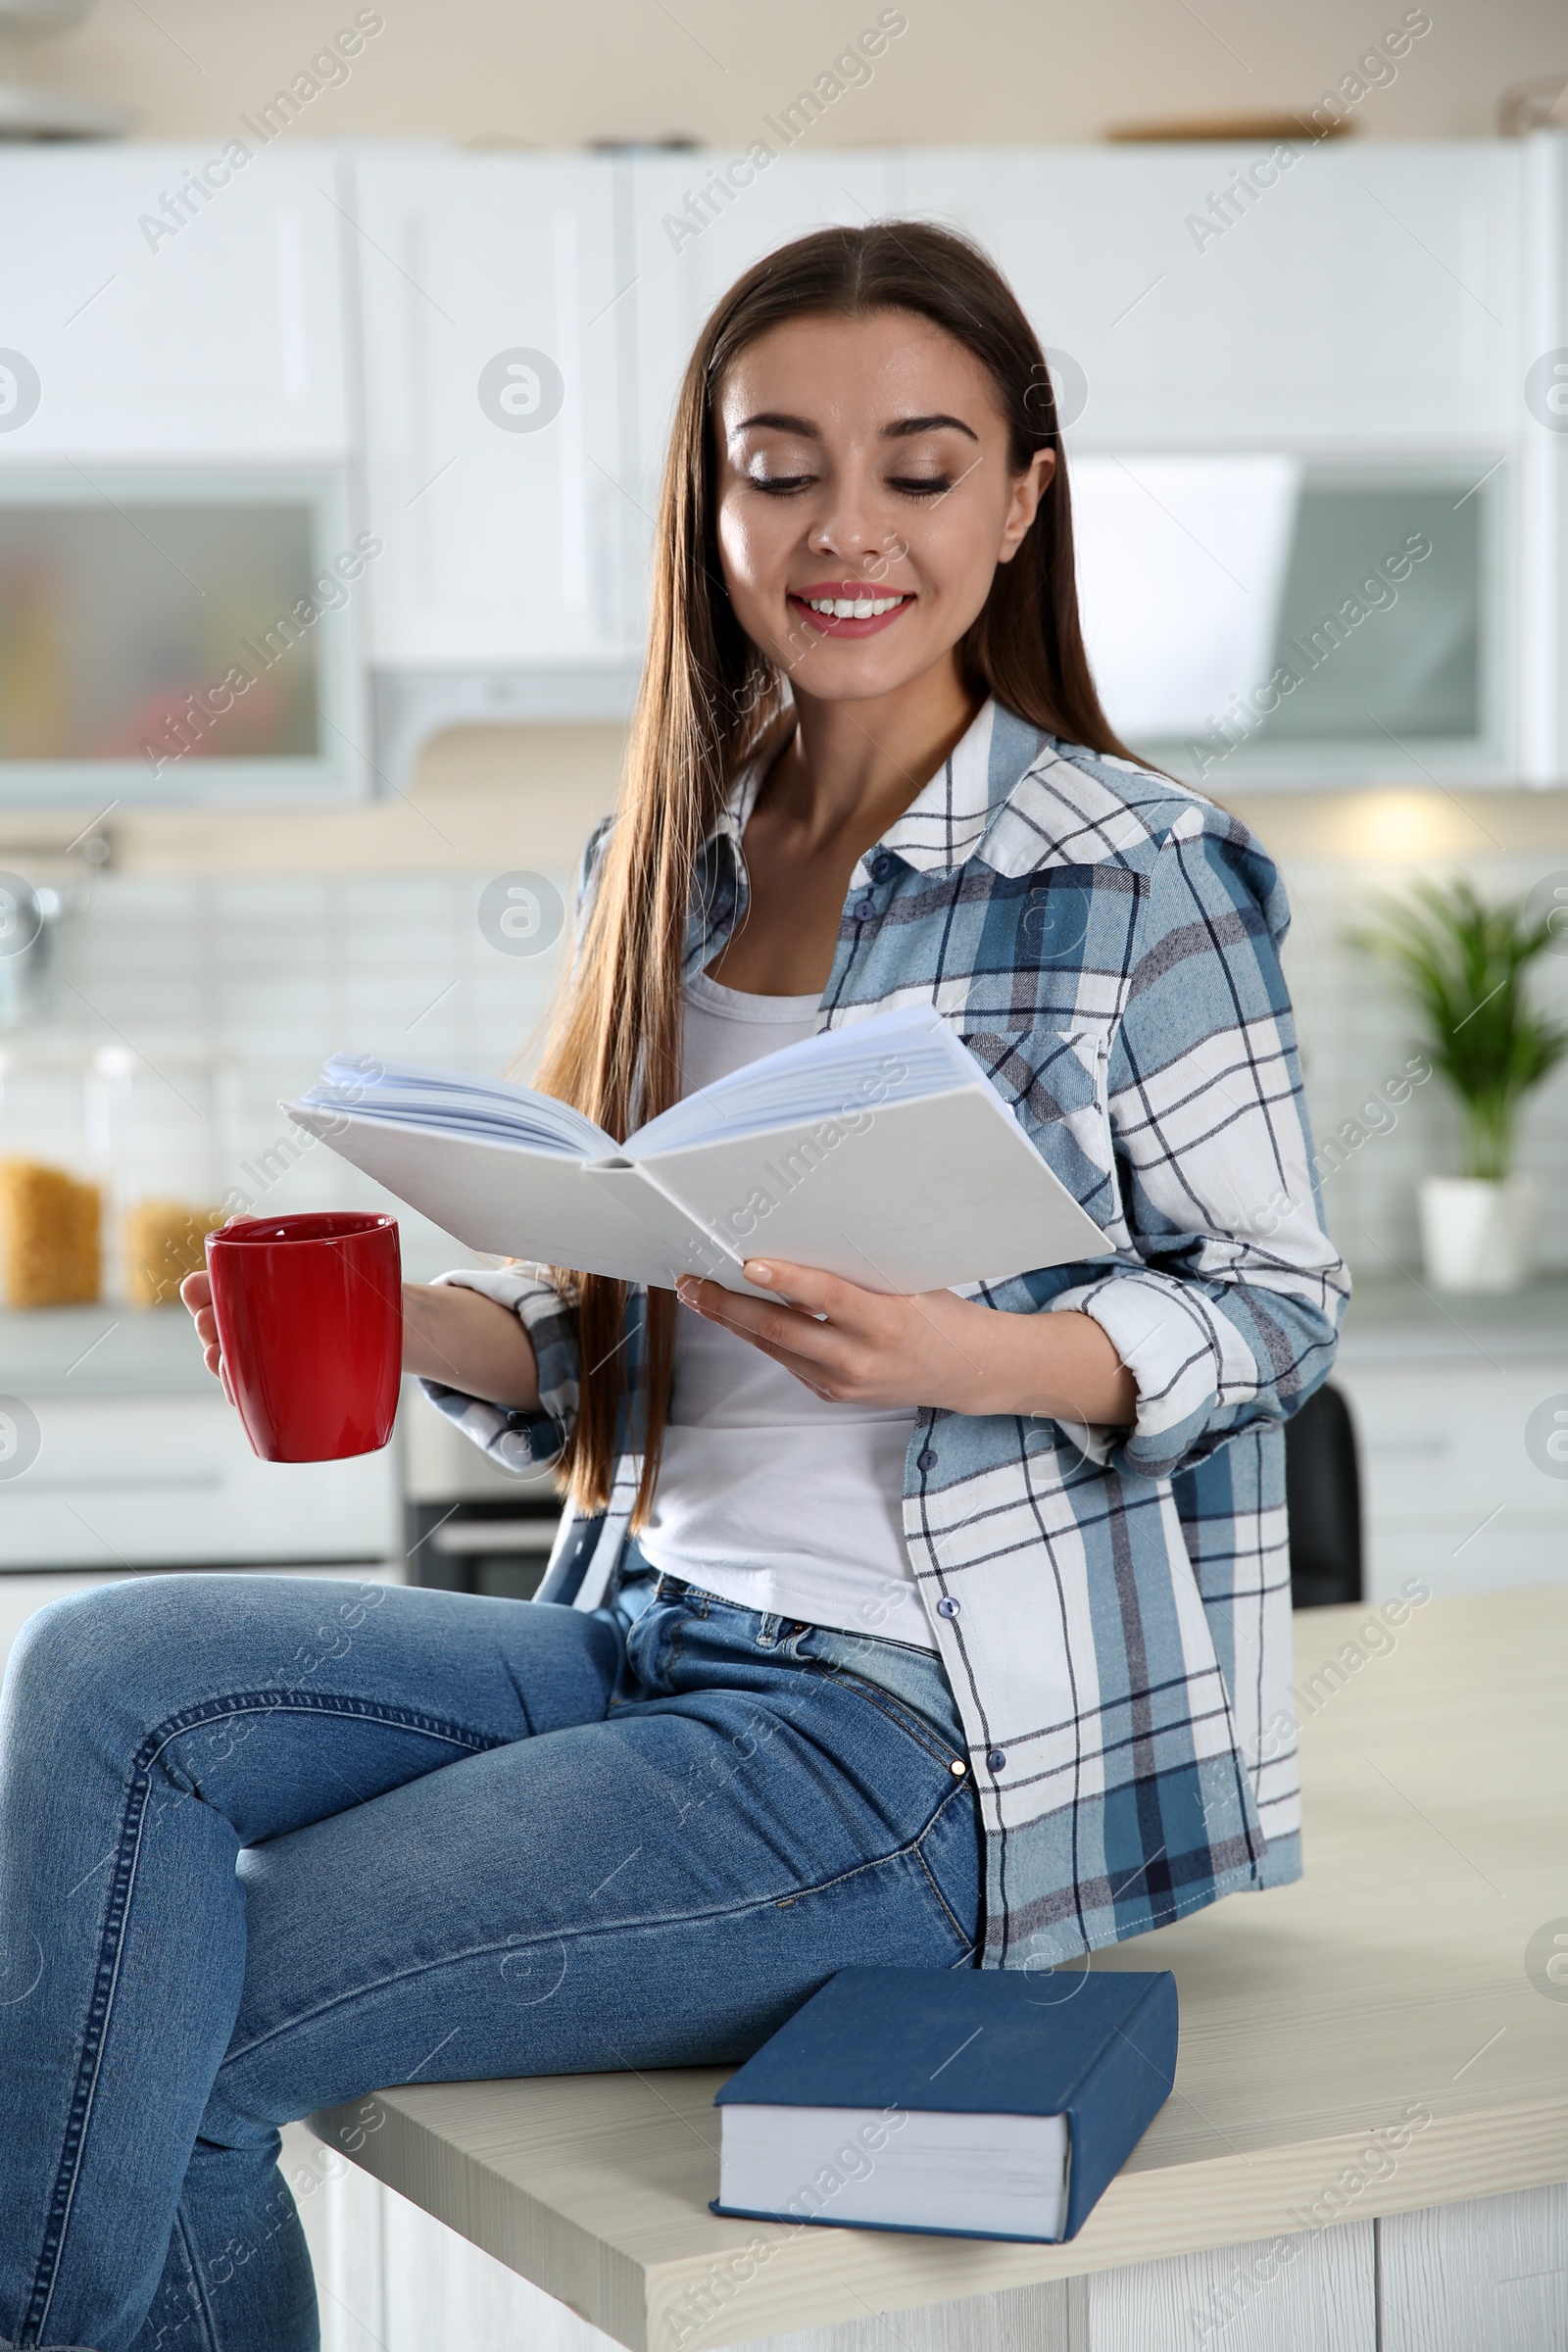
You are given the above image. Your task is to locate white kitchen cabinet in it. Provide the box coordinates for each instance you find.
[0,133,1560,784]
[351,149,633,671]
[901,143,1523,450]
[0,144,352,461]
[1336,1361,1568,1601]
[0,1393,399,1570]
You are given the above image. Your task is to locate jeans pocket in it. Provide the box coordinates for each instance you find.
[798,1624,965,1759]
[799,1652,968,1789]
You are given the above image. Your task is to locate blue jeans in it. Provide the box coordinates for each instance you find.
[0,1565,980,2352]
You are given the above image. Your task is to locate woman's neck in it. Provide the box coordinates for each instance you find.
[709,661,986,996]
[768,659,982,859]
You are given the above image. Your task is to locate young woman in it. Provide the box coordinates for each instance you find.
[0,223,1346,2351]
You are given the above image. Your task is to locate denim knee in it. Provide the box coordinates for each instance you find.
[0,1577,215,1791]
[1,1578,150,1719]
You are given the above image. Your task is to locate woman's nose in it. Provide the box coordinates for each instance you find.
[807,496,897,574]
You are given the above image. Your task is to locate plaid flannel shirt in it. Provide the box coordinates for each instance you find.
[423,697,1348,1967]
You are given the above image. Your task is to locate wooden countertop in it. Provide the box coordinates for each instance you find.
[310,1586,1568,2351]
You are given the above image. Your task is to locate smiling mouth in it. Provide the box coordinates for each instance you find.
[789,585,914,636]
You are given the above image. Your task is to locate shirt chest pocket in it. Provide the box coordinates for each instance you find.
[948,1019,1123,1238]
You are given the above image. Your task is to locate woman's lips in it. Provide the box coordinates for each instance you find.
[789,589,915,639]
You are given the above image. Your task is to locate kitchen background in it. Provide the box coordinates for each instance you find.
[3,0,1568,1665]
[2,2,1568,2334]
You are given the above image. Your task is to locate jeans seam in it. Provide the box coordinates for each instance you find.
[796,1656,962,1774]
[217,1794,981,2076]
[823,1622,942,1657]
[771,1776,980,1927]
[22,1690,507,2341]
[668,1610,690,1679]
[163,2201,220,2352]
[911,1783,980,1949]
[161,1688,509,1759]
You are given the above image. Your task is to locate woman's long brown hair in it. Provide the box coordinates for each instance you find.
[530,220,1141,1522]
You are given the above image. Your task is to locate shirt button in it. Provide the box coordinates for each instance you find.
[854,896,876,921]
[986,1747,1008,1773]
[917,1447,938,1472]
[937,1594,960,1619]
[870,854,895,882]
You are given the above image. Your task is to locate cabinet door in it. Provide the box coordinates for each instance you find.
[626,153,901,607]
[0,1395,399,1568]
[353,150,631,668]
[902,143,1522,447]
[1335,1362,1568,1600]
[0,144,351,460]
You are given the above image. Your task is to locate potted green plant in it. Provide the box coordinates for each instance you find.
[1353,878,1568,1291]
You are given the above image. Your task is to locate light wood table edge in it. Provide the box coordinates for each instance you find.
[308,2093,652,2346]
[309,2092,1568,2352]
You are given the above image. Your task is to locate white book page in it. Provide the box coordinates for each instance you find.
[285,1108,705,1286]
[638,1085,1109,1295]
[719,2103,1069,2241]
[626,1004,978,1155]
[293,1058,614,1156]
[286,1007,1110,1294]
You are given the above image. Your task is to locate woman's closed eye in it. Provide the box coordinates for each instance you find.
[744,467,956,498]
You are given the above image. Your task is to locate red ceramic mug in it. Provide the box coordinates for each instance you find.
[206,1211,402,1462]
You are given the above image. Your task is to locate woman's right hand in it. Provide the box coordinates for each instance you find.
[178,1266,540,1417]
[179,1268,235,1405]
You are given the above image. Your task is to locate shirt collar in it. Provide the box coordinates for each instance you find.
[709,695,1169,881]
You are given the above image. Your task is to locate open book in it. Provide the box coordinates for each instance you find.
[286,1004,1110,1298]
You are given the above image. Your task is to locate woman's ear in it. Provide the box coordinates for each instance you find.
[998,447,1056,565]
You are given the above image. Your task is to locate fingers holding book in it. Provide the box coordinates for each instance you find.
[673,1258,993,1412]
[672,1258,1137,1428]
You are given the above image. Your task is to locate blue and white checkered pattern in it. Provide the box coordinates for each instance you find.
[423,698,1348,1966]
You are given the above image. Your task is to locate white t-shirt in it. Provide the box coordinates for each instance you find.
[636,966,935,1649]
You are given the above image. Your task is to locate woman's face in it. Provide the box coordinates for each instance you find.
[712,308,1054,707]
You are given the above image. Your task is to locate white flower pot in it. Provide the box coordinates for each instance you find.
[1417,1174,1539,1293]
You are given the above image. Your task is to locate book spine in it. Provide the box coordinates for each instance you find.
[620,1160,750,1283]
[1061,1975,1179,2238]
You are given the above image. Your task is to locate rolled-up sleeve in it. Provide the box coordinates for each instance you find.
[1053,807,1348,1481]
[417,1264,581,1474]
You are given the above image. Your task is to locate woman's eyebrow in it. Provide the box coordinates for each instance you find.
[885,413,980,442]
[730,410,980,441]
[733,411,819,435]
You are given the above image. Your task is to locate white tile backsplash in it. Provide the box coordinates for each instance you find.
[5,867,574,1284]
[7,844,1568,1288]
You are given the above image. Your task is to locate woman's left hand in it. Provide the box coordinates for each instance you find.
[673,1258,1139,1427]
[675,1258,995,1412]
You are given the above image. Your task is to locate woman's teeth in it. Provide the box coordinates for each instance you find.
[804,594,907,618]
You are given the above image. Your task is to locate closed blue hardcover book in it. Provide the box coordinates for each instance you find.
[711,1966,1177,2243]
